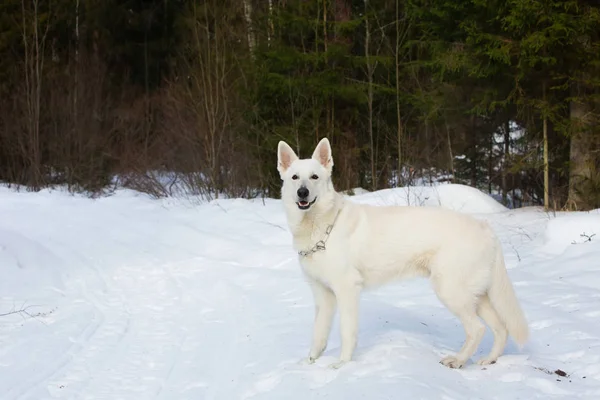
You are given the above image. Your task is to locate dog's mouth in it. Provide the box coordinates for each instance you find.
[297,197,317,210]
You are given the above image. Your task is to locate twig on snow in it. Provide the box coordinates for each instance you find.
[0,302,51,325]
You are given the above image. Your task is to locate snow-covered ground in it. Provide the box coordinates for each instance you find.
[1,184,600,400]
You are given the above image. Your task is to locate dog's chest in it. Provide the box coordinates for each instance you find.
[292,220,327,254]
[295,237,346,286]
[298,252,334,284]
[291,215,348,285]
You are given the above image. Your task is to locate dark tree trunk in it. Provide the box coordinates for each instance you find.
[567,82,599,210]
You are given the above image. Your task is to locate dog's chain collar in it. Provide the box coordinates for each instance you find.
[298,208,342,258]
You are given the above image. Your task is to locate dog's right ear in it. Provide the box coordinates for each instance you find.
[277,141,298,178]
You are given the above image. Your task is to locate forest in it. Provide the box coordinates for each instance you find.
[1,0,599,210]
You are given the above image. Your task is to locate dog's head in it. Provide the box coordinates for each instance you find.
[277,138,334,212]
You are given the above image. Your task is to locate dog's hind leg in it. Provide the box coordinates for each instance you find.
[439,311,485,369]
[307,280,337,363]
[433,278,486,369]
[475,294,508,365]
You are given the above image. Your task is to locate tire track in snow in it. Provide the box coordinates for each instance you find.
[2,240,111,400]
[71,262,186,400]
[4,306,104,400]
[44,261,133,399]
[152,259,187,399]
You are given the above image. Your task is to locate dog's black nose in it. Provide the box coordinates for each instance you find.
[297,187,309,199]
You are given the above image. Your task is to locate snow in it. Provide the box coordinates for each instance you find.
[352,184,508,214]
[1,184,600,400]
[542,212,600,254]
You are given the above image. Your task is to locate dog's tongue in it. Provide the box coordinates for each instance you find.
[299,201,308,206]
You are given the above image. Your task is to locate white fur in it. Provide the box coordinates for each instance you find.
[277,138,529,369]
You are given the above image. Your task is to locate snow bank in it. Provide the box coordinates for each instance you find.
[350,183,508,214]
[542,212,600,255]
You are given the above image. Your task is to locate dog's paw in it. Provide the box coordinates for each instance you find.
[440,355,466,369]
[327,360,347,370]
[297,357,317,366]
[476,356,497,366]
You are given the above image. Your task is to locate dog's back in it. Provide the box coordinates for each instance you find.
[342,203,492,284]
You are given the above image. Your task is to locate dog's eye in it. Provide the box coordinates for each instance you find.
[292,174,299,180]
[310,174,319,180]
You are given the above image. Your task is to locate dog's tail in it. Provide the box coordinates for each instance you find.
[487,241,529,346]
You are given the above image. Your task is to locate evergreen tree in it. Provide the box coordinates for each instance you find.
[0,0,598,208]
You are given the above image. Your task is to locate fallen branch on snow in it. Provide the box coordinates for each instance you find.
[0,303,52,325]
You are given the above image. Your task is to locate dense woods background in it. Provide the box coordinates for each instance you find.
[1,0,599,210]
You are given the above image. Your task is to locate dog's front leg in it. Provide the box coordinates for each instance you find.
[329,281,361,369]
[306,280,336,364]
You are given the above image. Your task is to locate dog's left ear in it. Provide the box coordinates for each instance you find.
[312,137,333,172]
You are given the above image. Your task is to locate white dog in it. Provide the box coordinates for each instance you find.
[277,138,529,369]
